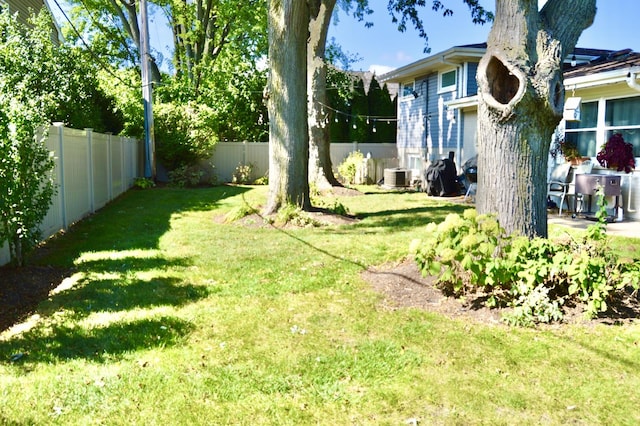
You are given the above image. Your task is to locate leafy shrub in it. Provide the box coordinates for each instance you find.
[0,10,58,266]
[338,151,364,185]
[133,177,156,189]
[232,162,255,184]
[154,102,217,171]
[411,202,640,326]
[168,165,204,188]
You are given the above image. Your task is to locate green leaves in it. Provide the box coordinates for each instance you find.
[412,210,640,325]
[0,10,58,266]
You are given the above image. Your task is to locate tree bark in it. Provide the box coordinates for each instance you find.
[476,0,596,238]
[308,0,342,190]
[264,0,311,214]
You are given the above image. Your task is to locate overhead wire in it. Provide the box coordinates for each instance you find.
[49,0,138,90]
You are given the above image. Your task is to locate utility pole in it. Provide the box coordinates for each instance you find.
[140,0,155,179]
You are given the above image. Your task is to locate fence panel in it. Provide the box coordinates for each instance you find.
[61,127,92,226]
[1,125,141,267]
[110,137,124,198]
[91,131,110,211]
[209,142,397,183]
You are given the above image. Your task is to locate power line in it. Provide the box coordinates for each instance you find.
[49,0,137,90]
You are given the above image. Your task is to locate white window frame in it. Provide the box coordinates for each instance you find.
[401,81,416,99]
[438,69,457,94]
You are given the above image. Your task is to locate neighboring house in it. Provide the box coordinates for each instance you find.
[380,43,640,220]
[2,0,61,41]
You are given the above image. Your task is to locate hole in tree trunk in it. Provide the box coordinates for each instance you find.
[485,56,520,105]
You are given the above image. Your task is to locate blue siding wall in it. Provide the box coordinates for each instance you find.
[467,62,479,96]
[397,71,462,159]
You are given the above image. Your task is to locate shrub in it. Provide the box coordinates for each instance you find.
[0,10,58,266]
[168,165,204,188]
[411,200,640,326]
[232,163,255,184]
[154,102,217,171]
[338,151,364,185]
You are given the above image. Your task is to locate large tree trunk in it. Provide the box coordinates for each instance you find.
[476,0,596,238]
[264,0,311,214]
[308,0,342,190]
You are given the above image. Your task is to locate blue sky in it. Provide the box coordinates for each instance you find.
[328,0,640,74]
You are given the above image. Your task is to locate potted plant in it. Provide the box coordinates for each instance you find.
[558,138,584,165]
[596,133,636,173]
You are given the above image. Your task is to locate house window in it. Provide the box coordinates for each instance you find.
[439,69,457,93]
[401,81,415,98]
[605,96,640,157]
[565,101,598,156]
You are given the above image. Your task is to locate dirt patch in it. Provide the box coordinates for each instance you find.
[363,258,640,327]
[0,265,72,332]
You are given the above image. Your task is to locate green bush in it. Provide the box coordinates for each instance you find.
[338,151,364,185]
[411,204,640,326]
[232,162,255,184]
[167,165,204,188]
[154,102,217,171]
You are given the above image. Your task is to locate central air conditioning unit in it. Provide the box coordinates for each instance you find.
[384,168,408,188]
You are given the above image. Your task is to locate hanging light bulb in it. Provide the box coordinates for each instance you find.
[352,123,357,129]
[334,117,339,123]
[372,126,377,133]
[366,117,370,125]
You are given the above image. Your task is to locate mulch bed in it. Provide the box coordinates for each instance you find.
[0,265,71,332]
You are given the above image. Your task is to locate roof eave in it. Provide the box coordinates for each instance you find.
[379,46,486,83]
[564,66,640,89]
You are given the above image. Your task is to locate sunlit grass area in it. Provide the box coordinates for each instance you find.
[1,185,639,424]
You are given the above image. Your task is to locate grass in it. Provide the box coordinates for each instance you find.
[1,185,640,424]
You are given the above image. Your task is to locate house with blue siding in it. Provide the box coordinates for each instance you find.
[379,43,611,175]
[380,44,640,220]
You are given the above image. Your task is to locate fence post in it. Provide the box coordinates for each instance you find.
[120,136,126,190]
[107,133,113,200]
[53,123,68,229]
[86,128,95,213]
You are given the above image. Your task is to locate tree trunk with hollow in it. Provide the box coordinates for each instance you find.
[476,0,596,238]
[264,0,311,214]
[308,0,342,190]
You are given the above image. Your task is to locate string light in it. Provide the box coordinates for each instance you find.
[317,101,398,124]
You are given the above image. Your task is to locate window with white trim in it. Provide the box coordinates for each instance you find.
[564,101,598,156]
[401,81,415,98]
[605,96,640,157]
[438,69,457,93]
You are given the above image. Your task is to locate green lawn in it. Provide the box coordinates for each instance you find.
[1,185,639,425]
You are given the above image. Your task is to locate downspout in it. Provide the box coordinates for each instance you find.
[443,55,464,169]
[623,69,639,213]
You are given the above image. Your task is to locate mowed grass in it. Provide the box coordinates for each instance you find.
[1,185,639,425]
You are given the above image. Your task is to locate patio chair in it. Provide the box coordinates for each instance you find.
[547,163,573,215]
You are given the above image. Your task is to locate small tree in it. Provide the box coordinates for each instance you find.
[0,11,58,266]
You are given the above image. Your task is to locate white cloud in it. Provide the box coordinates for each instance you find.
[368,64,395,75]
[395,51,414,63]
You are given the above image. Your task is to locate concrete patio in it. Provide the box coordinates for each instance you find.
[549,215,640,239]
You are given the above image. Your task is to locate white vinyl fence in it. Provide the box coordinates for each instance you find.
[209,142,398,184]
[1,124,142,266]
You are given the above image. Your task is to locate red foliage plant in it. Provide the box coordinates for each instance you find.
[596,133,636,173]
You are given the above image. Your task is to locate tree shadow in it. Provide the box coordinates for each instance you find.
[35,185,250,267]
[349,204,470,232]
[1,316,193,365]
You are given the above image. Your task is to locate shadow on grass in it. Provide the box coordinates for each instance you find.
[1,316,193,365]
[2,254,210,365]
[37,185,250,267]
[351,204,470,232]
